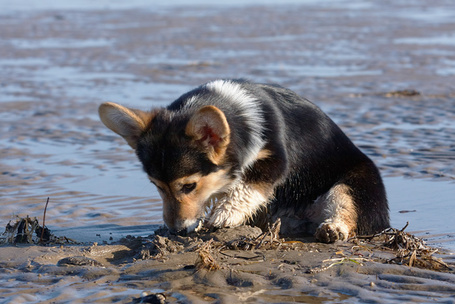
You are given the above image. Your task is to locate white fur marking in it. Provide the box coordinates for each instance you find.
[183,218,203,233]
[208,181,268,228]
[183,94,199,108]
[205,80,265,169]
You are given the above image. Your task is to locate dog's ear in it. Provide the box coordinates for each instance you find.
[98,102,154,149]
[185,106,231,165]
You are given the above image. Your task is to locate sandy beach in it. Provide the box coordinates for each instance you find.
[1,221,455,303]
[1,0,455,302]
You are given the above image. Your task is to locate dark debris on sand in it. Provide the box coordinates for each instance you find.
[124,219,452,274]
[2,213,451,273]
[1,215,78,245]
[354,222,451,271]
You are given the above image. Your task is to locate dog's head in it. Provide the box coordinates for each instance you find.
[98,102,236,234]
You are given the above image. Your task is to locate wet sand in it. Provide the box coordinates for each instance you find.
[2,223,455,303]
[1,0,455,302]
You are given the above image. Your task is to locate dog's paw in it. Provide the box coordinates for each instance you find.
[315,221,350,243]
[207,207,245,228]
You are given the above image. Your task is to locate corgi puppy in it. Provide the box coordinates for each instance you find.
[98,79,389,242]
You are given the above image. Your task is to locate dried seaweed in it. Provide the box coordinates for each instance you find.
[381,224,449,270]
[1,216,41,244]
[0,215,77,245]
[222,219,307,252]
[354,222,451,271]
[131,220,451,274]
[1,198,78,245]
[195,239,220,271]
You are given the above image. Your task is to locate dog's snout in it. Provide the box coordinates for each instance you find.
[167,218,202,236]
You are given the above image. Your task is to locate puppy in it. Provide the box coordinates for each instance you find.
[98,79,389,242]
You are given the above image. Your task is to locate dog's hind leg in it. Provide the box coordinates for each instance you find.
[311,183,358,243]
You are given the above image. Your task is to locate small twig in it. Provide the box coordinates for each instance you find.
[40,197,49,243]
[354,223,409,241]
[254,218,282,249]
[400,222,409,232]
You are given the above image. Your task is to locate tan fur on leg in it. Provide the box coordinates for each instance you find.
[313,184,357,243]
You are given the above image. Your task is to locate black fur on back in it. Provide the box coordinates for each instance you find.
[137,79,389,235]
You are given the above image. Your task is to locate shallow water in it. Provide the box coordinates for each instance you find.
[0,0,455,302]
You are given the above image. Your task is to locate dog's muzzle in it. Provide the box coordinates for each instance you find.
[169,218,203,236]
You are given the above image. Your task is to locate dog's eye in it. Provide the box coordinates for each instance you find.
[181,183,196,194]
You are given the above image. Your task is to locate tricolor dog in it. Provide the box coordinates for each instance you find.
[99,79,389,243]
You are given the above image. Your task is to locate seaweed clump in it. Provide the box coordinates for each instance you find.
[195,239,220,271]
[1,198,77,245]
[0,216,50,244]
[356,222,451,271]
[380,223,450,270]
[1,215,76,245]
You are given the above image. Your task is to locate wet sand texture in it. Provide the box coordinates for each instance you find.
[1,223,455,303]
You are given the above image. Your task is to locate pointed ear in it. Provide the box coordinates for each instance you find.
[98,102,154,149]
[185,106,231,165]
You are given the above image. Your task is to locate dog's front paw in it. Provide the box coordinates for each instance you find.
[207,206,245,229]
[315,221,350,243]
